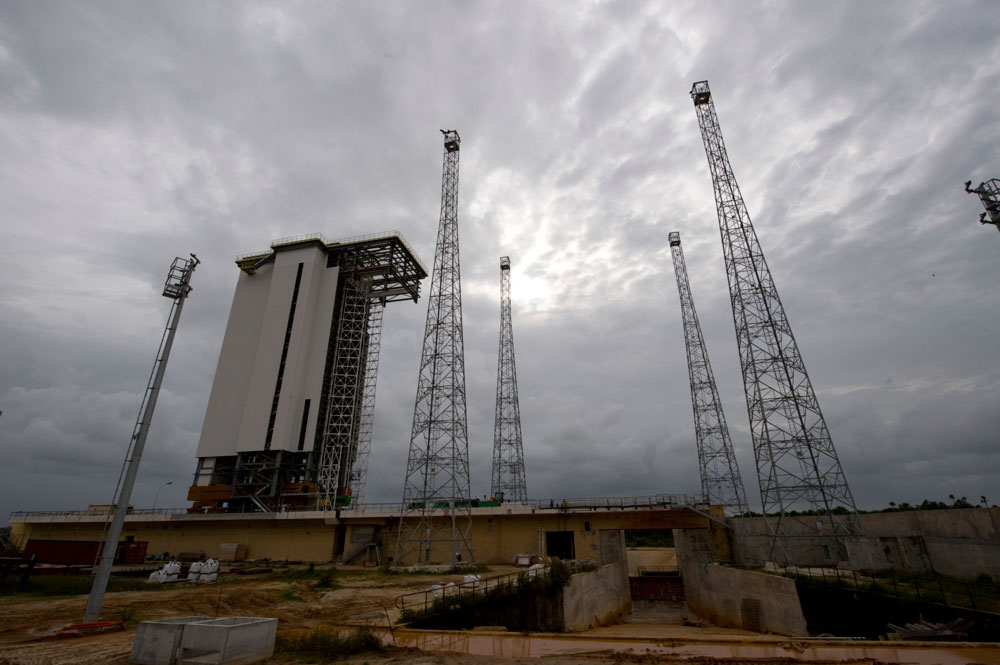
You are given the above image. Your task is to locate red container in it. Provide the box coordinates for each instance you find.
[23,540,149,565]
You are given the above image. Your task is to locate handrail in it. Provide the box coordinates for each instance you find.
[394,562,594,613]
[9,493,713,521]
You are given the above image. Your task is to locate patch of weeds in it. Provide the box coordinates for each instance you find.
[379,563,492,576]
[400,561,572,631]
[313,571,338,590]
[276,626,383,661]
[118,604,138,627]
[282,562,336,580]
[280,583,304,602]
[443,563,491,575]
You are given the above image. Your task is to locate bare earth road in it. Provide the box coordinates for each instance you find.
[1,566,997,665]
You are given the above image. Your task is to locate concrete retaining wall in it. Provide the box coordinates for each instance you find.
[731,508,1000,577]
[561,530,631,631]
[675,529,807,636]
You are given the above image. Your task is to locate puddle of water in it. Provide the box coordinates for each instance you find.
[380,629,1000,665]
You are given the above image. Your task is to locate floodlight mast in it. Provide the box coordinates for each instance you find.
[84,254,199,622]
[690,80,860,564]
[668,232,748,516]
[396,130,474,565]
[491,256,527,502]
[964,179,1000,232]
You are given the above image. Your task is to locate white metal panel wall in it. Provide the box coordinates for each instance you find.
[276,260,340,453]
[267,245,330,452]
[195,265,271,458]
[301,264,339,451]
[236,252,303,452]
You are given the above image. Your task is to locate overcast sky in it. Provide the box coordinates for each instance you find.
[1,2,998,523]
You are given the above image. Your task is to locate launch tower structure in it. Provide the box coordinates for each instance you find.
[491,256,527,503]
[690,80,859,563]
[668,232,748,516]
[965,179,1000,232]
[396,130,475,565]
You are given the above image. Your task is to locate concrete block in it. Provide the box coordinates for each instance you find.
[178,616,277,665]
[130,616,213,665]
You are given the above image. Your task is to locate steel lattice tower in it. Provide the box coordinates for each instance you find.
[396,130,474,565]
[690,81,859,563]
[965,179,1000,233]
[669,232,748,516]
[491,256,527,503]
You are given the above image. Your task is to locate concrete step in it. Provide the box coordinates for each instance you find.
[178,653,221,665]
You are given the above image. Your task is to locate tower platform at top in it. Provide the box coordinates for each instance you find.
[235,231,427,302]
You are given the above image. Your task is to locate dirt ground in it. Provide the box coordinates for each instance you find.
[1,565,996,665]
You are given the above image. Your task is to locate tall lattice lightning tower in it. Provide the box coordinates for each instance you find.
[690,81,859,562]
[491,256,527,502]
[396,130,474,565]
[669,232,748,516]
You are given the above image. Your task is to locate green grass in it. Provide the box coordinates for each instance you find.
[280,564,340,590]
[280,583,304,602]
[276,627,383,662]
[0,575,170,598]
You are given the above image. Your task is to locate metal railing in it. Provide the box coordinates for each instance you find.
[394,562,594,614]
[9,508,189,520]
[9,493,710,522]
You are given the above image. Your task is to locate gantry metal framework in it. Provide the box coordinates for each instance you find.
[316,236,425,510]
[86,255,199,622]
[690,81,859,563]
[317,277,373,509]
[965,179,1000,233]
[669,232,748,516]
[491,256,527,503]
[396,130,475,565]
[349,300,384,504]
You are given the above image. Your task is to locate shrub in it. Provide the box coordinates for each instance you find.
[276,627,383,661]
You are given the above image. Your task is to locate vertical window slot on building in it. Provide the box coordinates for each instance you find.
[297,399,311,451]
[265,262,304,449]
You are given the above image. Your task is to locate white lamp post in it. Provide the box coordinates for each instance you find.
[152,481,173,511]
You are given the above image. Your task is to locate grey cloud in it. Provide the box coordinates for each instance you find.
[1,1,999,523]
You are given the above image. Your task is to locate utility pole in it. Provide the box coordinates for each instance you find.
[669,232,748,516]
[965,179,1000,233]
[690,80,860,564]
[491,256,527,503]
[396,130,474,565]
[85,254,198,622]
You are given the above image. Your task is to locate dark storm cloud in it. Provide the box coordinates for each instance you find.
[1,1,998,522]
